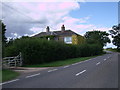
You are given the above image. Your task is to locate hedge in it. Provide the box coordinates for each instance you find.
[5,37,103,65]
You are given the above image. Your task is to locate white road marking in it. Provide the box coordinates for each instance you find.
[96,62,101,65]
[0,79,19,85]
[25,73,40,78]
[48,69,58,72]
[76,70,86,76]
[104,59,107,61]
[63,65,70,68]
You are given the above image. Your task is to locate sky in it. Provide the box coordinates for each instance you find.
[0,0,118,48]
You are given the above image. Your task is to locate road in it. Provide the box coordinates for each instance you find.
[2,52,119,88]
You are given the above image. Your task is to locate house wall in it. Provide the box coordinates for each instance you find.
[58,36,64,42]
[54,37,59,41]
[58,36,72,43]
[72,35,85,45]
[38,34,85,45]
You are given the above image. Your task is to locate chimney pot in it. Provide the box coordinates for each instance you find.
[61,24,65,32]
[46,26,50,32]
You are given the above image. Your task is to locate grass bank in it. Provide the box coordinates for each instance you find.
[106,48,120,52]
[2,69,19,82]
[24,55,101,67]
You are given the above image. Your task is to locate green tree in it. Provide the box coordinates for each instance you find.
[109,24,120,49]
[6,38,14,47]
[84,30,110,47]
[1,20,7,44]
[0,20,7,57]
[6,36,30,47]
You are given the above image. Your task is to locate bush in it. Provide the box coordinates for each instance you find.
[5,37,103,65]
[75,44,102,57]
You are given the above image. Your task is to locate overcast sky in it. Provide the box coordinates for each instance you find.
[0,0,118,48]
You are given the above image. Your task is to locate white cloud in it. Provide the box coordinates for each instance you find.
[1,2,80,38]
[3,1,111,37]
[1,1,116,48]
[2,0,86,2]
[3,0,118,2]
[30,27,43,33]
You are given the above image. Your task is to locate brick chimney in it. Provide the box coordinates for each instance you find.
[61,24,65,32]
[46,26,50,32]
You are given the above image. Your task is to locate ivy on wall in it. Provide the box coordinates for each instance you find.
[72,35,85,45]
[40,35,55,40]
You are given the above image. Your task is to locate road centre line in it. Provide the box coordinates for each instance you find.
[104,59,107,61]
[76,70,86,76]
[0,79,19,85]
[48,69,58,72]
[63,65,70,68]
[96,62,101,65]
[25,73,40,78]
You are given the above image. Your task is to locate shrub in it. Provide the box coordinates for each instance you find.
[5,37,103,65]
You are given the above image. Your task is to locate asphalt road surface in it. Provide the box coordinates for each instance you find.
[2,51,119,88]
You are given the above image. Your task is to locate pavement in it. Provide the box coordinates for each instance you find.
[1,51,119,88]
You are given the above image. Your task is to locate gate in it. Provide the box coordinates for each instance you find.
[2,52,23,68]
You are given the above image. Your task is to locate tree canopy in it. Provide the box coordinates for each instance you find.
[84,30,110,47]
[109,24,120,49]
[0,20,7,57]
[0,20,7,44]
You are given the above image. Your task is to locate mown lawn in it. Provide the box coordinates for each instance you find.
[2,69,19,82]
[24,55,99,67]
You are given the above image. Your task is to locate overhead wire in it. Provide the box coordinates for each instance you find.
[2,2,46,32]
[2,2,35,21]
[2,3,59,33]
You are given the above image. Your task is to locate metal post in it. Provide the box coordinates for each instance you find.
[15,58,16,67]
[20,52,22,66]
[8,58,10,67]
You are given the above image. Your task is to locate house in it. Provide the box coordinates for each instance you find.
[33,25,85,44]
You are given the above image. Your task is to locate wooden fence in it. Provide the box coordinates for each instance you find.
[2,52,23,68]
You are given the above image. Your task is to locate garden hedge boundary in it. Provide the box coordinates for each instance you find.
[5,37,103,65]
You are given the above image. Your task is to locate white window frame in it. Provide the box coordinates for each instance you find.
[64,37,72,44]
[48,37,50,41]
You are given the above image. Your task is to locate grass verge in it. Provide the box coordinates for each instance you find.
[24,55,102,67]
[0,70,2,83]
[106,48,120,52]
[2,69,19,82]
